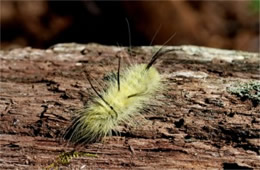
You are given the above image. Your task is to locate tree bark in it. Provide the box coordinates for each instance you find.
[0,43,259,169]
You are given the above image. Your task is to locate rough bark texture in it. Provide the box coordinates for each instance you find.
[0,43,259,169]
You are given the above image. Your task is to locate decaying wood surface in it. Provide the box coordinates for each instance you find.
[0,43,259,169]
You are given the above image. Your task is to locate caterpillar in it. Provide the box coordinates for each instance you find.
[46,151,97,169]
[64,21,175,145]
[64,48,165,144]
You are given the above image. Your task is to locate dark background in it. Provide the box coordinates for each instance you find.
[1,1,259,52]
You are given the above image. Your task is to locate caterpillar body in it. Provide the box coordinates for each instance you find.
[64,49,165,144]
[46,151,97,169]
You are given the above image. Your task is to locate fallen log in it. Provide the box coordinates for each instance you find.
[0,43,259,169]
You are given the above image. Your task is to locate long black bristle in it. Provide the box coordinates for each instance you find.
[125,18,132,56]
[146,32,176,70]
[85,72,118,115]
[149,24,162,46]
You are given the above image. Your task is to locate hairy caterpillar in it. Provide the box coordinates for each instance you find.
[64,49,164,144]
[64,21,175,144]
[46,151,97,169]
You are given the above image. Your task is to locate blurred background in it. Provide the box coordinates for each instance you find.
[1,1,259,52]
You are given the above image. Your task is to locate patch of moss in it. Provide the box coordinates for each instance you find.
[227,81,260,107]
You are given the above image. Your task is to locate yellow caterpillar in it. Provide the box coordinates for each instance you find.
[46,151,97,169]
[64,48,165,144]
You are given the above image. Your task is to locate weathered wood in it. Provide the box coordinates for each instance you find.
[0,43,259,169]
